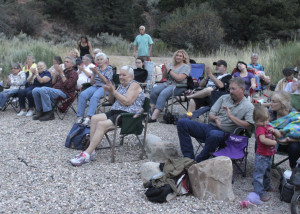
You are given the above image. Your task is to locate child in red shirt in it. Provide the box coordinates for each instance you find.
[253,105,282,202]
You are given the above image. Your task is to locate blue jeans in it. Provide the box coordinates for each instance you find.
[0,89,19,108]
[177,118,226,162]
[255,75,261,90]
[18,86,35,109]
[32,87,67,112]
[253,153,272,197]
[77,86,106,117]
[150,83,186,111]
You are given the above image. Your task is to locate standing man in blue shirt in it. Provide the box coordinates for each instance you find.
[133,26,154,60]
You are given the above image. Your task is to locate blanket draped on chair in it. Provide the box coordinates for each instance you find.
[269,111,300,138]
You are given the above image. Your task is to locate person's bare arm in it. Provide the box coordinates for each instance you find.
[148,44,152,57]
[223,106,252,131]
[168,71,187,82]
[114,82,141,106]
[88,42,94,58]
[259,135,277,146]
[209,72,224,88]
[36,75,51,84]
[208,113,222,129]
[133,45,137,57]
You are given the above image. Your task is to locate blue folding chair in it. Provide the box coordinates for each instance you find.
[190,63,205,85]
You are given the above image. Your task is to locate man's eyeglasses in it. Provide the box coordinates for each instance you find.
[11,67,19,69]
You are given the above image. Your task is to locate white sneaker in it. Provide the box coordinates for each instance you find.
[12,98,18,103]
[76,117,83,124]
[82,117,90,126]
[26,110,34,117]
[70,152,90,166]
[17,110,27,116]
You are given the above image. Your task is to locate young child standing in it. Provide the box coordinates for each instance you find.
[253,105,282,202]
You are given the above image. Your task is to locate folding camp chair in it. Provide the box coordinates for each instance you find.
[2,95,20,112]
[53,92,78,120]
[102,97,150,163]
[271,146,289,174]
[213,127,250,182]
[165,63,205,114]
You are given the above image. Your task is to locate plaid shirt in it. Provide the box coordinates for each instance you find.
[53,67,78,97]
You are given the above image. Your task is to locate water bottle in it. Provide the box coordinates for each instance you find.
[146,80,152,92]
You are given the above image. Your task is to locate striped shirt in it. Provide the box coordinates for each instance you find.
[93,65,113,87]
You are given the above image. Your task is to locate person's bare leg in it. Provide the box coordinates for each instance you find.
[150,104,155,113]
[188,87,213,99]
[188,99,196,112]
[90,113,107,140]
[85,119,114,154]
[151,109,161,120]
[178,87,213,101]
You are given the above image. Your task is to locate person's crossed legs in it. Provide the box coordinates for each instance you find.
[177,118,226,162]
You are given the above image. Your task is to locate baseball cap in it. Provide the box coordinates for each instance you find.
[213,60,227,67]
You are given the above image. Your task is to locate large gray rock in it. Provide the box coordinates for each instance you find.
[145,134,180,162]
[188,156,235,201]
[140,162,161,183]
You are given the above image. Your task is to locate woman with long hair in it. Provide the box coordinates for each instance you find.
[149,50,191,122]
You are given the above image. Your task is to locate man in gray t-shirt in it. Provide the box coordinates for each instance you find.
[177,78,254,162]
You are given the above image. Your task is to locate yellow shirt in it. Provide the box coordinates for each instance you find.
[22,63,37,83]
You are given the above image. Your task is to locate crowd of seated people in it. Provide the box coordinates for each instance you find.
[1,43,300,204]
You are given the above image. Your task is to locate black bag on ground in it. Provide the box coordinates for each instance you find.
[279,175,294,203]
[163,112,179,125]
[145,183,174,203]
[65,123,90,150]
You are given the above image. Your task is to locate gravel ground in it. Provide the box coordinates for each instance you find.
[0,99,292,213]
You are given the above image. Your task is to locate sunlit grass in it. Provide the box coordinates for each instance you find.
[0,32,299,84]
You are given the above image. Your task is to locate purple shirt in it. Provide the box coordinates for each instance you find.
[233,72,255,90]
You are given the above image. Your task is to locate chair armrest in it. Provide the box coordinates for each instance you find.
[120,113,135,117]
[155,81,166,84]
[176,84,187,88]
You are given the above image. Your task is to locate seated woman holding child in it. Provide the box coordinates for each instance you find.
[269,91,300,169]
[247,53,270,88]
[70,65,145,166]
[0,63,26,110]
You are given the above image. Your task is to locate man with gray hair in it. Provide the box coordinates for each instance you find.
[177,78,254,162]
[32,56,78,121]
[133,25,153,60]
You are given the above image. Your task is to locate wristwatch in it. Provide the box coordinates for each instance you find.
[61,74,65,78]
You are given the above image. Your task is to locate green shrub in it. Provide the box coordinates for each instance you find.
[0,1,43,36]
[159,3,224,54]
[267,41,300,83]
